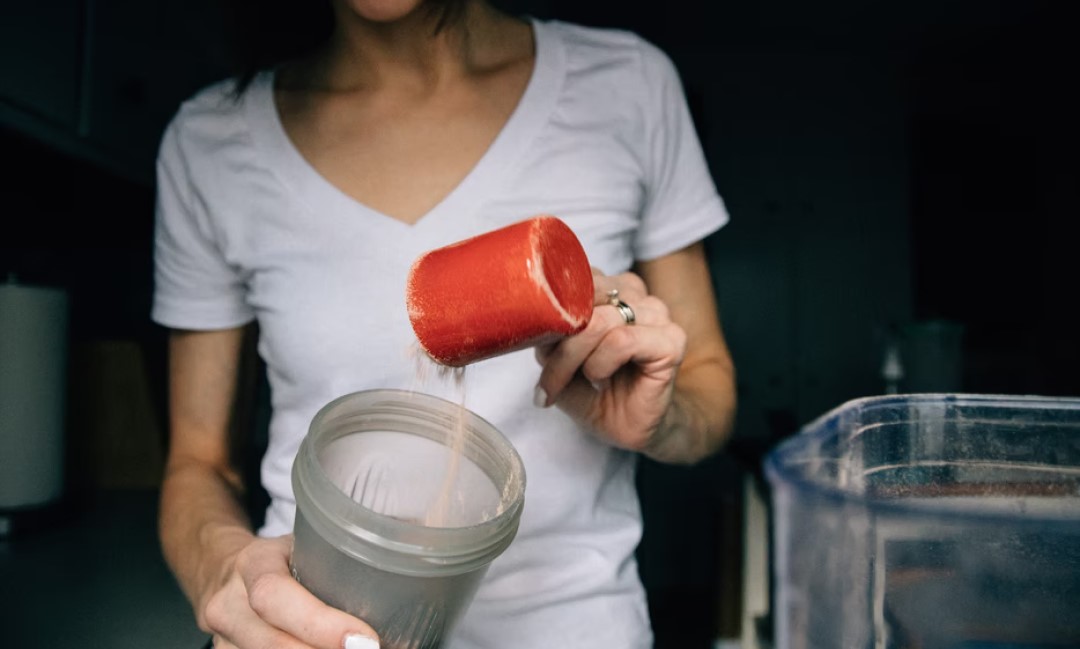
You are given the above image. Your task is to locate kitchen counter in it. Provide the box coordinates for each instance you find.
[0,489,208,648]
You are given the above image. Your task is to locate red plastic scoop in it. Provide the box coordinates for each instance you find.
[406,215,594,367]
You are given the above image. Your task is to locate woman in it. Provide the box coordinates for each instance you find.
[152,0,737,647]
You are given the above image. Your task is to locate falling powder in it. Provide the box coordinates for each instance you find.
[407,343,469,527]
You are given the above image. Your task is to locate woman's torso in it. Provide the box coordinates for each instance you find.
[153,17,727,648]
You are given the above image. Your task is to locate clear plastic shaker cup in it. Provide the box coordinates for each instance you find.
[291,389,526,649]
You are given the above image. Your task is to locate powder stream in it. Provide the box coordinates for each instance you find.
[408,343,468,527]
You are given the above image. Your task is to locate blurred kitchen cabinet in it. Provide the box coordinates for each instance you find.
[67,340,166,490]
[0,0,83,130]
[787,55,912,424]
[0,0,230,186]
[687,52,912,440]
[82,0,230,182]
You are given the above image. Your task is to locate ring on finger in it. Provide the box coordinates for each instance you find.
[607,289,636,325]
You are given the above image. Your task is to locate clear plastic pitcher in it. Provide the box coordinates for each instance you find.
[291,389,526,649]
[765,394,1080,649]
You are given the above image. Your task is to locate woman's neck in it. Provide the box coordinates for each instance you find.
[286,0,530,93]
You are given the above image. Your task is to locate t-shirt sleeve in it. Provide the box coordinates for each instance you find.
[633,40,730,261]
[150,118,255,330]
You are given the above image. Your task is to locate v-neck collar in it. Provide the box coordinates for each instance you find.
[245,17,565,231]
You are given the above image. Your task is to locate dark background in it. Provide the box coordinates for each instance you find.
[2,1,1077,647]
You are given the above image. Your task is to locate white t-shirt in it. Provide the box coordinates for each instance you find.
[152,17,728,649]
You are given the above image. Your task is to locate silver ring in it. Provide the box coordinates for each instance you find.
[607,289,635,325]
[614,300,636,325]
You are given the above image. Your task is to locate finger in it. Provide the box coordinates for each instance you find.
[534,340,556,365]
[538,302,634,402]
[553,368,675,452]
[204,574,308,649]
[578,322,686,387]
[235,537,380,649]
[610,293,669,328]
[591,270,647,306]
[537,296,667,403]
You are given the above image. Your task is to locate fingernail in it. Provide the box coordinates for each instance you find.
[533,384,549,408]
[345,634,380,649]
[589,378,610,392]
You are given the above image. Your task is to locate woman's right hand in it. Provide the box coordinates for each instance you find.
[200,534,380,649]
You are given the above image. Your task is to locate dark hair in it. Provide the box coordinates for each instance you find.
[224,0,469,95]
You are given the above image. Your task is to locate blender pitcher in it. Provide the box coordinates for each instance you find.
[766,394,1080,649]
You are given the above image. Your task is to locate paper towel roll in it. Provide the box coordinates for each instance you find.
[0,280,69,509]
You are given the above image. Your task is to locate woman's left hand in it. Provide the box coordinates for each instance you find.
[534,268,687,454]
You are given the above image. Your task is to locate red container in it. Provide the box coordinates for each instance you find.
[406,216,594,367]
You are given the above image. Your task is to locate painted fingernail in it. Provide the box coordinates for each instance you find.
[533,384,549,408]
[345,634,380,649]
[589,378,610,392]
